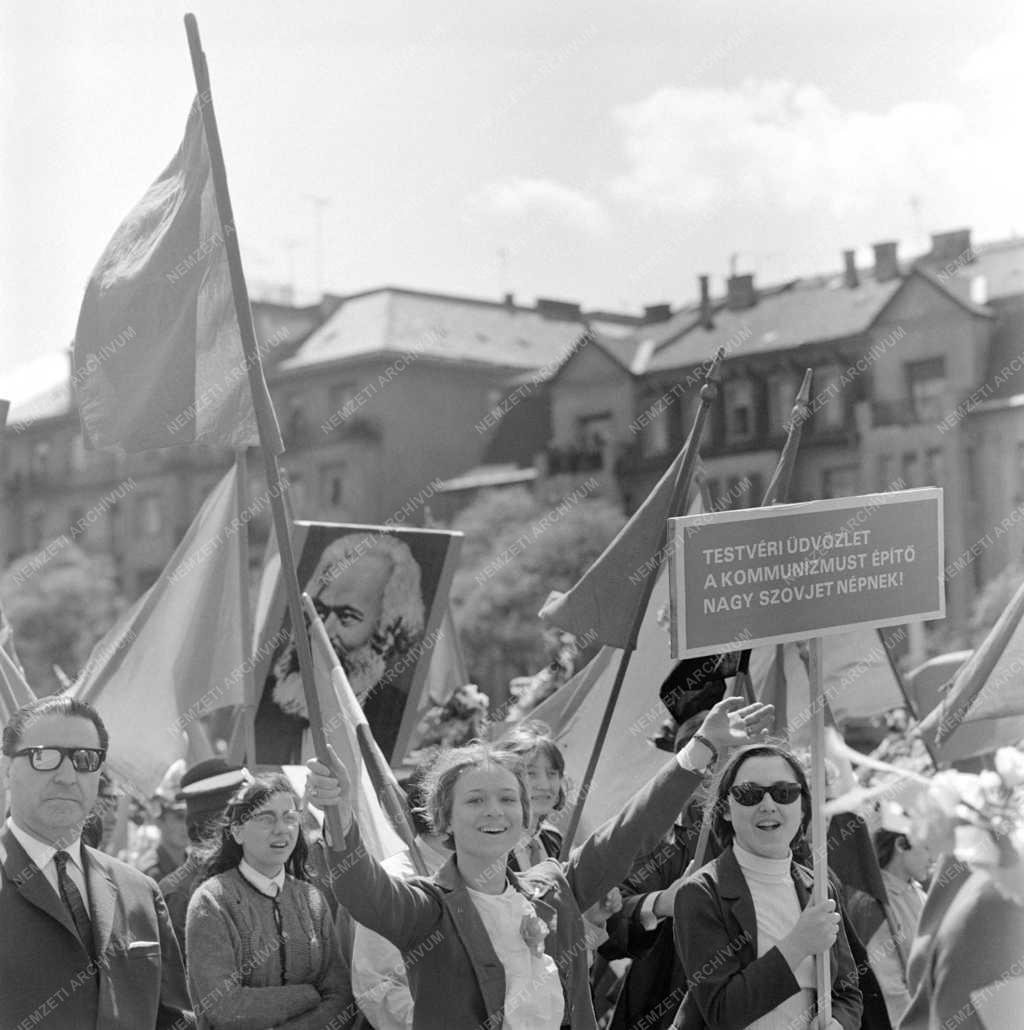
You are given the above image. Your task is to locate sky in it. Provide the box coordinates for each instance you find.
[2,0,1023,400]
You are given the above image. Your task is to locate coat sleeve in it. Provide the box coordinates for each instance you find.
[324,820,442,952]
[564,758,703,913]
[673,874,801,1030]
[827,882,865,1030]
[153,879,197,1030]
[601,833,681,961]
[185,886,321,1030]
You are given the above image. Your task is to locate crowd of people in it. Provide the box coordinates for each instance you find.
[1,691,1022,1029]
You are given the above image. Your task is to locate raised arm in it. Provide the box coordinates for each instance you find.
[565,698,774,913]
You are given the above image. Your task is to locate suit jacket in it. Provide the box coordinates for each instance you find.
[673,846,863,1030]
[900,863,1024,1030]
[0,825,194,1030]
[327,756,703,1029]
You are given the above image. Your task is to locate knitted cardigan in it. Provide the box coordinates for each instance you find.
[185,867,347,1030]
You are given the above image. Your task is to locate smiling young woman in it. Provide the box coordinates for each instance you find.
[183,773,346,1030]
[672,743,862,1030]
[308,696,774,1030]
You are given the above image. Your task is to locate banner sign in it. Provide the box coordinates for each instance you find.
[668,488,944,657]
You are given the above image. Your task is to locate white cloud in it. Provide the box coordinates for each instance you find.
[470,177,611,235]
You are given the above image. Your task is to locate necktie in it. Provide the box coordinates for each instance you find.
[54,850,96,959]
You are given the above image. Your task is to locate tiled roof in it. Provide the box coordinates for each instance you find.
[276,287,609,374]
[945,237,1024,301]
[644,276,906,374]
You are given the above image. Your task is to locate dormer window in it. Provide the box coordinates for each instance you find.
[724,379,754,443]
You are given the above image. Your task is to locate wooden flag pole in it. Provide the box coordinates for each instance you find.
[302,594,429,875]
[808,636,832,1029]
[234,450,257,764]
[183,15,344,845]
[558,348,724,857]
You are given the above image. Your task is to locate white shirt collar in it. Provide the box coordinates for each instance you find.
[238,858,286,897]
[6,817,84,874]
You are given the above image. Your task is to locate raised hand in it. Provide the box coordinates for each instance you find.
[305,744,355,836]
[697,696,775,755]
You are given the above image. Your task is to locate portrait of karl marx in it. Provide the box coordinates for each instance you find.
[256,531,426,762]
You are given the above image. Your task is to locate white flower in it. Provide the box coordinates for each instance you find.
[995,747,1024,788]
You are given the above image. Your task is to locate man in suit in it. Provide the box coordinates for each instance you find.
[1,695,194,1030]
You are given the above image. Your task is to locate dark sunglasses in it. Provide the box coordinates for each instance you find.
[729,781,803,807]
[12,746,106,773]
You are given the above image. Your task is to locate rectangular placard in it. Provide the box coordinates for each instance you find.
[668,488,944,657]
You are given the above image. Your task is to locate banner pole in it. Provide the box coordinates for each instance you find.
[558,348,723,857]
[234,450,256,763]
[183,15,343,845]
[808,636,832,1028]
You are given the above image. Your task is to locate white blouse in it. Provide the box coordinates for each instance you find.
[466,883,564,1030]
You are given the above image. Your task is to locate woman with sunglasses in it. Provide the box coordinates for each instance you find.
[307,696,773,1030]
[672,742,862,1030]
[184,772,347,1029]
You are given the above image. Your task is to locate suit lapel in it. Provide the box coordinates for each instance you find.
[435,857,507,1021]
[719,848,758,954]
[83,847,116,958]
[0,825,80,944]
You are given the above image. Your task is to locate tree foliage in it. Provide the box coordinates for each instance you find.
[449,487,626,701]
[0,545,125,696]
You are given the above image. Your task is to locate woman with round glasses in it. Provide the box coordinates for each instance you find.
[672,742,862,1030]
[184,772,347,1029]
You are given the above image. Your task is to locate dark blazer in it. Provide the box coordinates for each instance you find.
[327,756,703,1030]
[673,846,863,1030]
[0,825,194,1030]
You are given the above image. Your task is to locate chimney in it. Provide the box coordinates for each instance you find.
[842,249,859,289]
[503,291,515,307]
[536,297,582,320]
[726,273,757,311]
[873,241,900,283]
[929,228,973,266]
[699,275,714,329]
[643,303,672,323]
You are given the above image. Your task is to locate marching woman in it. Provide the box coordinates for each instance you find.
[672,742,862,1030]
[185,773,348,1030]
[307,696,773,1030]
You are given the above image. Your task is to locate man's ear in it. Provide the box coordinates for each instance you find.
[230,824,244,845]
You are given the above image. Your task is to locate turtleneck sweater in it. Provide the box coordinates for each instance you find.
[733,842,816,1030]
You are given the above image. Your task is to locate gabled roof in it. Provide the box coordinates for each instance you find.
[275,287,629,375]
[938,236,1024,302]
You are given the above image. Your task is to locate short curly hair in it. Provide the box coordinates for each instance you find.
[421,741,531,851]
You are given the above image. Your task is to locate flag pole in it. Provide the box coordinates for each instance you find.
[234,450,257,763]
[808,636,832,1028]
[302,594,429,875]
[559,348,724,857]
[689,370,812,869]
[183,15,343,844]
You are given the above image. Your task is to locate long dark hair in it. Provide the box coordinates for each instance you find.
[199,773,309,882]
[707,742,812,849]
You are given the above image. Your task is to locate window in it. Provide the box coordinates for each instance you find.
[726,476,743,509]
[746,472,764,508]
[767,373,797,434]
[283,469,306,515]
[328,382,360,418]
[321,463,347,508]
[705,478,721,508]
[28,508,46,550]
[878,454,899,491]
[641,403,669,458]
[813,365,844,430]
[724,380,754,443]
[902,452,920,489]
[30,441,50,478]
[69,433,87,472]
[924,448,946,487]
[136,494,163,537]
[283,394,309,446]
[906,358,946,422]
[822,466,858,499]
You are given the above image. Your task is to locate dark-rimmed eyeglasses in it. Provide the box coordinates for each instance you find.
[729,781,803,807]
[12,746,106,773]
